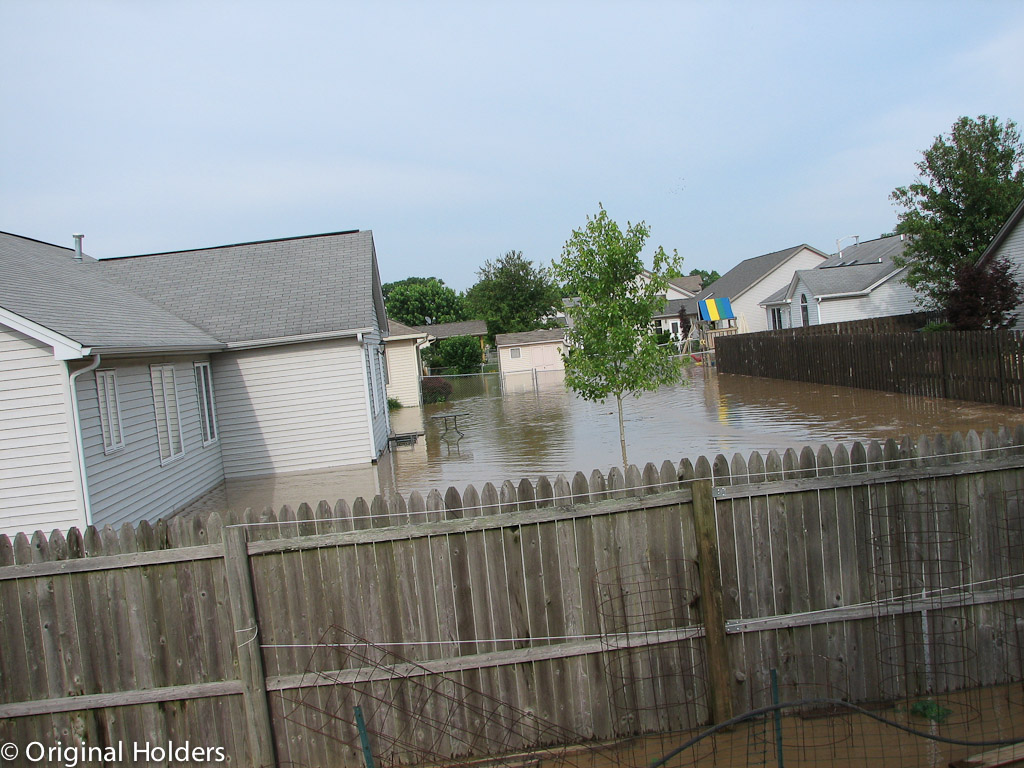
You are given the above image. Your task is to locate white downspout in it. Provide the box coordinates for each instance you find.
[69,353,101,526]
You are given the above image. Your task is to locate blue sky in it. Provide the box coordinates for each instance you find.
[3,1,1023,291]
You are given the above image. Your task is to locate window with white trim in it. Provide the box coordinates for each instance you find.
[510,348,522,359]
[194,362,218,445]
[150,364,184,462]
[375,348,387,414]
[96,369,124,453]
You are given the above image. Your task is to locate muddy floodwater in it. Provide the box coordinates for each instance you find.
[203,367,1024,514]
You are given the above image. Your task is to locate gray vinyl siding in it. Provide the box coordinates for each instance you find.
[213,339,375,478]
[0,326,84,537]
[77,355,225,529]
[992,218,1024,331]
[366,333,391,458]
[791,277,820,327]
[816,270,921,325]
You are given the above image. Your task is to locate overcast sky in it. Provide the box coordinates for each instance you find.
[3,1,1023,291]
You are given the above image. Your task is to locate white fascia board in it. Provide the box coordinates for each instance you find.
[223,327,372,351]
[497,338,566,349]
[0,307,87,360]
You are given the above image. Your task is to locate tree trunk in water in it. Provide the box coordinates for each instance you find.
[616,393,628,470]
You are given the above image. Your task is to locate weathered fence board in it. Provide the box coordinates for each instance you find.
[717,328,1024,407]
[3,429,1024,767]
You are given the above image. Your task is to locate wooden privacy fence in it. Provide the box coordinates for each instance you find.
[716,329,1024,407]
[2,427,1024,767]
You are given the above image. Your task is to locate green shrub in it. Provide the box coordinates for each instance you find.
[423,336,482,375]
[421,376,453,404]
[387,397,402,411]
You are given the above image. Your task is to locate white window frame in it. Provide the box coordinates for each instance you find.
[510,347,522,359]
[96,369,125,454]
[194,362,218,446]
[375,348,387,414]
[150,364,185,463]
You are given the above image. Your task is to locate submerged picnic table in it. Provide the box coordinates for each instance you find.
[431,412,467,440]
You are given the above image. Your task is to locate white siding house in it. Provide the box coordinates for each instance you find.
[496,329,566,374]
[0,228,393,537]
[760,235,923,328]
[977,196,1024,331]
[0,326,83,536]
[692,245,828,334]
[384,321,430,408]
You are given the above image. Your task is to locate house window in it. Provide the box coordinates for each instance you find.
[194,362,218,445]
[150,364,184,462]
[95,370,124,453]
[771,307,784,330]
[800,295,809,327]
[510,348,522,359]
[375,347,386,415]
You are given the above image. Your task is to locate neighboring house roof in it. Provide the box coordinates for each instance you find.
[978,195,1024,268]
[0,231,223,354]
[667,275,703,295]
[412,320,487,339]
[696,244,828,304]
[654,298,697,319]
[495,328,566,347]
[385,319,430,341]
[98,230,387,346]
[761,236,909,305]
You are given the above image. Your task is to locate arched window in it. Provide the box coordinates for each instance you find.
[800,294,809,327]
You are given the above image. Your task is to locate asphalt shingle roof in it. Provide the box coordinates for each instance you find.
[667,275,703,294]
[412,320,487,339]
[761,236,907,304]
[98,230,384,344]
[495,328,566,346]
[696,245,821,304]
[654,298,697,318]
[0,232,222,351]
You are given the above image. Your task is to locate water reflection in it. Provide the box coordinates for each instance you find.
[212,368,1022,512]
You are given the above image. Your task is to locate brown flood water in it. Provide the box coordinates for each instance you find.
[203,367,1024,515]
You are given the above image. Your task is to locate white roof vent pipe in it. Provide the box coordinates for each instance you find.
[73,233,84,262]
[835,234,859,259]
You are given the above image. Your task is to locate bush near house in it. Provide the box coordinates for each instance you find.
[421,376,454,404]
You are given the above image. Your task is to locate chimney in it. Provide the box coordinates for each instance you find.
[73,234,84,262]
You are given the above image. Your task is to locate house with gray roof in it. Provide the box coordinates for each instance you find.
[760,235,921,329]
[692,245,828,333]
[0,229,391,537]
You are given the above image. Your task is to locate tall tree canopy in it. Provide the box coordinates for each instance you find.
[891,115,1024,312]
[551,206,682,469]
[464,251,561,340]
[688,267,720,287]
[384,277,466,326]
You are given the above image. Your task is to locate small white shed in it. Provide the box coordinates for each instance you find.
[495,329,566,375]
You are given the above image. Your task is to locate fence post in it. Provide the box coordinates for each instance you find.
[224,525,278,767]
[692,478,733,724]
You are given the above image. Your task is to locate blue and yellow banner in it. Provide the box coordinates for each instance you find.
[698,297,735,321]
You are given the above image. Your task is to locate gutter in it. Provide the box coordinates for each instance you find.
[224,328,372,351]
[68,353,102,527]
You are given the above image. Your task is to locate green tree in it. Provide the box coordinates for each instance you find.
[385,277,467,326]
[891,115,1024,311]
[422,335,483,374]
[551,206,683,470]
[688,268,720,287]
[465,251,561,340]
[382,276,435,300]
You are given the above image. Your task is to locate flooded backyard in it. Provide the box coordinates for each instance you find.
[200,367,1024,514]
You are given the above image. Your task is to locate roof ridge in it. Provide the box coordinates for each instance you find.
[103,229,364,260]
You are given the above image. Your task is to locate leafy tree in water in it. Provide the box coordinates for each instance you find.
[552,205,682,470]
[422,335,482,374]
[891,115,1024,312]
[385,277,466,326]
[465,251,561,340]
